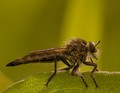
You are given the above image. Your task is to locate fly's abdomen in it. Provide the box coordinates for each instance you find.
[6,48,65,67]
[6,54,55,67]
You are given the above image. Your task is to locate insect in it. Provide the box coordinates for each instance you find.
[6,38,100,88]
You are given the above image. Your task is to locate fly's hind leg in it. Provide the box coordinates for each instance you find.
[45,56,74,86]
[45,56,57,86]
[72,63,88,88]
[57,56,74,71]
[58,65,73,71]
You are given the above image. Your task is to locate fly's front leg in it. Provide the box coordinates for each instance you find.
[72,63,88,88]
[83,61,99,88]
[90,58,99,71]
[45,56,57,86]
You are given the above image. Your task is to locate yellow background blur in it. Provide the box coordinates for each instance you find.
[0,0,120,92]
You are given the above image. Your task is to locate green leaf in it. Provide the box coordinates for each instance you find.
[3,71,120,93]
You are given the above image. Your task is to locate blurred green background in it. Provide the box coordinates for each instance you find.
[0,0,120,92]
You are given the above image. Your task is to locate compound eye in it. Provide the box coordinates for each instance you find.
[89,42,96,53]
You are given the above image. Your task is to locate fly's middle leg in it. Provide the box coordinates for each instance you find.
[72,63,89,88]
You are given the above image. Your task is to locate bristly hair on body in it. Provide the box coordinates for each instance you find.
[6,38,100,88]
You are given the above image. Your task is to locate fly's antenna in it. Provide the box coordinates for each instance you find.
[95,41,100,47]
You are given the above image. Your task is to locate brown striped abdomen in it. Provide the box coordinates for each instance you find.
[6,48,66,66]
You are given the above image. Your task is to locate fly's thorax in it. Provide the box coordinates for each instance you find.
[64,38,88,64]
[64,47,88,64]
[64,38,100,63]
[66,38,87,52]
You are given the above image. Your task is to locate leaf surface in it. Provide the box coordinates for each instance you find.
[3,71,120,93]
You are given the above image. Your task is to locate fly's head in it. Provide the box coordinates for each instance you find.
[87,41,100,60]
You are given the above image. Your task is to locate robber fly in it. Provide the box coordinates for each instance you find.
[6,38,100,88]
